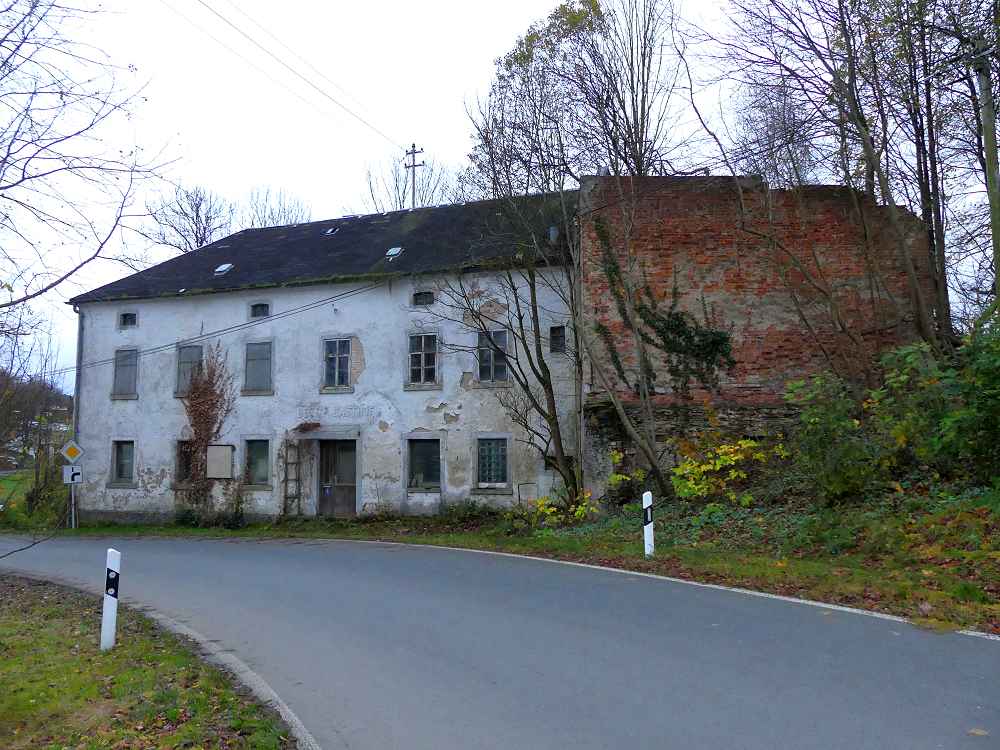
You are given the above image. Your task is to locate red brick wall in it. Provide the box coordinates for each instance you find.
[580,175,934,407]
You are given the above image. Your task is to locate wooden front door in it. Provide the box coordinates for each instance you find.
[319,440,356,517]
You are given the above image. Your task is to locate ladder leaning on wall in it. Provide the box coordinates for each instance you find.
[282,437,302,516]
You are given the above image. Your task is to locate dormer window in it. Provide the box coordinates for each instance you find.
[118,312,137,328]
[412,291,434,306]
[250,303,270,319]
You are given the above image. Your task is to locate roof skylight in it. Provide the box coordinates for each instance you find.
[214,262,234,276]
[385,246,404,261]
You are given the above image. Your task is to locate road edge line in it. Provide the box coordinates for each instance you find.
[0,569,325,750]
[327,538,1000,643]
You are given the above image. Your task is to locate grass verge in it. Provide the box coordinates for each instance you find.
[0,575,294,749]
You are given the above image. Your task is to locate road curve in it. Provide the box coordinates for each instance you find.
[1,535,996,749]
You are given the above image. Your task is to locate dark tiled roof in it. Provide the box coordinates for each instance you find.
[70,194,571,304]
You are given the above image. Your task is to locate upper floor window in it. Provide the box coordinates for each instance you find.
[409,334,437,384]
[477,330,509,382]
[549,325,566,354]
[176,344,203,396]
[250,302,270,319]
[324,338,351,388]
[112,440,135,484]
[112,349,138,398]
[412,291,434,306]
[118,312,137,328]
[244,342,273,393]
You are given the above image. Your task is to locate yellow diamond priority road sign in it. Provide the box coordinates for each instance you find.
[60,439,84,462]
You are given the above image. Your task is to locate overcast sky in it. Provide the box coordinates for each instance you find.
[42,0,726,383]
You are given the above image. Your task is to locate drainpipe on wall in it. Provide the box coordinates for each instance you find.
[72,305,83,437]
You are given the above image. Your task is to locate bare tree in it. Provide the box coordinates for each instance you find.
[147,185,234,254]
[178,342,237,511]
[0,0,154,312]
[457,0,713,499]
[147,184,313,255]
[363,158,456,212]
[240,186,312,228]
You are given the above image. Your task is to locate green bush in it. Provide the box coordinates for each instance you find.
[784,373,885,502]
[939,322,1000,480]
[866,343,958,470]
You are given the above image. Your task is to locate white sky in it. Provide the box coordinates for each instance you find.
[41,0,727,384]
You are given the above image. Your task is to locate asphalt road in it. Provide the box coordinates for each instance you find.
[1,535,997,749]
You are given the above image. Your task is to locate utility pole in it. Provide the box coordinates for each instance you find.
[404,143,425,210]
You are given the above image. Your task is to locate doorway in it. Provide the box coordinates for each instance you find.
[318,440,357,517]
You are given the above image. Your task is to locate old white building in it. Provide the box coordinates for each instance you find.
[69,199,577,521]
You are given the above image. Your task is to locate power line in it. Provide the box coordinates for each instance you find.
[217,0,376,122]
[154,0,333,119]
[189,0,405,150]
[53,282,383,379]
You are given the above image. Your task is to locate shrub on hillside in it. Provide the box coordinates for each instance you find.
[784,373,886,502]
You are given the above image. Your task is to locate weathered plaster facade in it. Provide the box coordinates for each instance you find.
[73,272,575,521]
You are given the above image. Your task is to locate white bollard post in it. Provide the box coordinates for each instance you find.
[100,548,121,651]
[642,491,654,558]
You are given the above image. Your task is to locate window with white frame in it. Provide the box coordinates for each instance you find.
[408,334,438,384]
[176,344,203,395]
[477,330,509,382]
[324,338,351,388]
[112,349,138,397]
[477,438,508,486]
[244,342,272,392]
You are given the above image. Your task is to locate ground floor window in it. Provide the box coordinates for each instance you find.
[408,439,440,489]
[176,440,194,483]
[112,441,134,484]
[477,438,508,486]
[245,439,270,485]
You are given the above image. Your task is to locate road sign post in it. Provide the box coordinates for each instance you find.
[59,441,84,530]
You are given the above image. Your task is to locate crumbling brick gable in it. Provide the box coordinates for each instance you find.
[580,175,934,408]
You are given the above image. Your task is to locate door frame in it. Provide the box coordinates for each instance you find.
[317,438,361,516]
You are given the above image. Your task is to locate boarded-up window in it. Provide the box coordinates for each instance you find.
[112,349,138,397]
[245,342,272,392]
[176,345,203,395]
[409,334,437,384]
[112,441,134,483]
[206,444,234,479]
[245,440,269,484]
[408,439,440,489]
[478,438,508,485]
[549,325,566,354]
[477,331,508,382]
[324,339,351,387]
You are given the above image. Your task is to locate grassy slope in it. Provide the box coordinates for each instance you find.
[0,576,293,749]
[67,485,1000,635]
